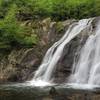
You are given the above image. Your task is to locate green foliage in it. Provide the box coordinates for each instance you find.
[0,0,100,49]
[24,34,38,46]
[1,0,99,20]
[14,0,98,20]
[49,0,96,20]
[0,4,38,49]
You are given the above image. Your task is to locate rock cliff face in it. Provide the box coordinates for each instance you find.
[0,17,99,83]
[53,17,100,83]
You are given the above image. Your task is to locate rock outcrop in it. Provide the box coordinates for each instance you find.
[0,17,99,83]
[53,17,100,83]
[0,18,75,83]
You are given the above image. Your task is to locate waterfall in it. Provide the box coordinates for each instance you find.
[69,20,100,85]
[30,18,93,86]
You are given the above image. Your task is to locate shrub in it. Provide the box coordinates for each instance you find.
[0,4,38,49]
[0,0,100,49]
[0,0,99,20]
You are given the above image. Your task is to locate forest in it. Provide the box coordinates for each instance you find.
[0,0,99,49]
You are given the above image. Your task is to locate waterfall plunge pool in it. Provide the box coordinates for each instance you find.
[0,82,100,100]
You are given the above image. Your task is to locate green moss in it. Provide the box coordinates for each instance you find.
[24,34,39,46]
[0,42,11,49]
[56,22,64,33]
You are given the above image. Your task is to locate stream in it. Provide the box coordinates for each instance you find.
[0,83,100,100]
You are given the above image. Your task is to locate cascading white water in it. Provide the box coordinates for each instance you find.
[30,18,93,86]
[69,20,100,86]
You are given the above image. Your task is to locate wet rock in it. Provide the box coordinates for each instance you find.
[0,18,75,82]
[49,87,58,96]
[1,17,99,83]
[53,17,100,83]
[0,48,40,82]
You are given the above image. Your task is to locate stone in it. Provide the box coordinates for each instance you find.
[1,17,99,83]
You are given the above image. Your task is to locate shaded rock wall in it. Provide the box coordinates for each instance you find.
[0,18,75,83]
[0,17,100,83]
[53,17,100,83]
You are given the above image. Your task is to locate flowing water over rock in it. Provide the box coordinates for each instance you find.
[69,20,100,86]
[1,17,100,100]
[30,18,93,86]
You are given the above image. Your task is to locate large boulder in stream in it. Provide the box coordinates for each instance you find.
[0,17,100,83]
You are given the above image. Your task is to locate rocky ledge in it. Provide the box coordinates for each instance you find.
[0,17,100,83]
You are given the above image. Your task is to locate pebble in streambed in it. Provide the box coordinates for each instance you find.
[42,87,67,100]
